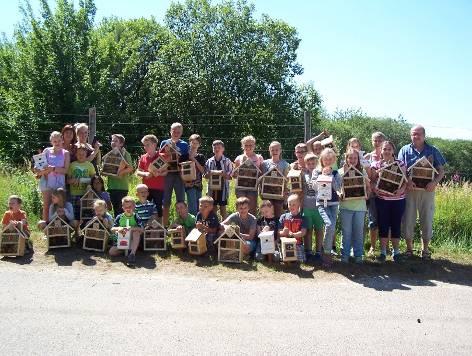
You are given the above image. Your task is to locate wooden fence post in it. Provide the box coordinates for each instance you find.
[88,107,96,144]
[304,111,312,142]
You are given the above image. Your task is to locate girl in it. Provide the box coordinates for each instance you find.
[371,141,407,262]
[61,124,77,161]
[37,188,78,233]
[233,135,264,215]
[34,131,70,221]
[312,148,342,267]
[186,134,206,216]
[91,175,113,212]
[93,199,113,230]
[339,148,370,263]
[255,200,280,262]
[75,123,101,170]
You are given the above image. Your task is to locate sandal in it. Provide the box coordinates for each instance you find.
[421,250,432,260]
[404,250,414,258]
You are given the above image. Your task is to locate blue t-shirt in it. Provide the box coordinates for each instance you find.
[160,139,189,162]
[397,142,446,169]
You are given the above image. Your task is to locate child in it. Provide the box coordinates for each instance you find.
[289,143,308,171]
[279,194,307,262]
[107,134,134,216]
[205,140,232,220]
[312,148,342,267]
[233,135,264,215]
[261,141,290,218]
[109,196,144,267]
[371,141,407,262]
[135,183,159,226]
[136,135,166,219]
[185,134,206,216]
[306,130,329,155]
[255,200,280,262]
[75,123,101,169]
[67,144,96,221]
[91,175,112,212]
[92,199,114,230]
[195,196,221,254]
[222,197,257,256]
[37,188,78,233]
[160,123,189,226]
[303,153,325,262]
[339,149,370,263]
[2,196,31,250]
[172,201,196,235]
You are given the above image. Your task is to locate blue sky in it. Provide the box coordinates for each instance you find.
[1,0,471,139]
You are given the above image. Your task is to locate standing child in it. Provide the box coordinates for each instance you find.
[173,201,196,235]
[205,140,232,220]
[255,200,280,262]
[195,196,221,255]
[185,134,206,216]
[91,175,112,212]
[290,143,308,171]
[109,196,144,267]
[37,188,78,234]
[2,195,31,250]
[339,149,370,263]
[279,194,308,262]
[135,183,159,226]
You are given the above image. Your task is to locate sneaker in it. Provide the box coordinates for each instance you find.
[330,248,338,256]
[341,256,349,263]
[377,253,386,263]
[255,252,264,262]
[354,256,363,264]
[393,253,402,263]
[127,253,136,267]
[273,251,281,263]
[421,250,432,260]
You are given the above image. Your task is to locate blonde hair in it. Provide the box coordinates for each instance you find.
[171,122,183,130]
[112,134,125,145]
[241,135,256,148]
[121,196,136,205]
[269,141,281,149]
[199,196,214,205]
[141,134,158,145]
[318,148,337,169]
[344,148,362,171]
[75,123,88,134]
[346,137,361,150]
[136,184,149,191]
[304,153,318,163]
[50,131,62,141]
[189,133,201,144]
[295,143,308,153]
[287,193,300,203]
[372,132,386,140]
[93,199,107,211]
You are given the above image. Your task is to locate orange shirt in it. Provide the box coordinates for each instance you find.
[2,210,29,233]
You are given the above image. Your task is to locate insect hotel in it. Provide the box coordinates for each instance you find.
[407,157,438,190]
[80,187,101,223]
[214,225,245,263]
[143,219,167,251]
[44,216,73,249]
[185,228,207,256]
[149,155,168,174]
[376,161,406,195]
[288,169,304,193]
[161,142,181,172]
[0,223,27,257]
[258,230,275,255]
[321,135,336,150]
[342,165,368,200]
[81,217,110,252]
[208,170,224,191]
[280,237,297,262]
[180,161,196,182]
[259,167,286,200]
[101,148,127,177]
[234,159,261,191]
[168,228,186,250]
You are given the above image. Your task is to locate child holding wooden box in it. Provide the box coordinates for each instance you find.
[135,184,159,227]
[278,194,307,262]
[37,188,78,235]
[195,196,221,255]
[173,201,196,235]
[255,200,280,262]
[185,134,206,216]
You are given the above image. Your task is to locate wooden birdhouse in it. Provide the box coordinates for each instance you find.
[234,159,261,191]
[168,228,186,249]
[259,166,287,200]
[81,217,110,252]
[44,216,73,249]
[214,225,245,263]
[80,187,101,223]
[321,135,336,150]
[342,165,368,200]
[0,223,26,256]
[143,219,167,251]
[208,170,224,191]
[185,228,207,256]
[149,155,169,174]
[376,161,406,195]
[287,169,304,193]
[408,157,438,190]
[161,142,181,173]
[258,230,275,255]
[101,148,127,177]
[280,237,297,262]
[316,174,333,207]
[179,161,196,182]
[32,152,48,170]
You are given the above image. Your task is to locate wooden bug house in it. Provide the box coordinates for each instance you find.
[408,157,438,190]
[168,228,186,249]
[44,216,73,249]
[161,142,181,173]
[214,225,245,263]
[342,165,368,200]
[288,169,304,193]
[80,187,101,223]
[185,228,207,256]
[208,170,224,191]
[101,148,127,177]
[280,237,297,262]
[32,152,48,170]
[149,155,169,174]
[0,223,26,256]
[259,166,286,200]
[81,217,110,252]
[143,219,167,251]
[180,161,197,182]
[234,159,261,191]
[321,135,336,150]
[258,230,275,255]
[376,161,406,195]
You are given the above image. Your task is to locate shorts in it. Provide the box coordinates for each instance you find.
[211,190,227,206]
[303,208,324,230]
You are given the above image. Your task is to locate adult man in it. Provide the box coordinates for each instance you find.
[398,125,446,259]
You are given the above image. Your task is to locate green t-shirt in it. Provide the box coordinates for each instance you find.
[117,213,139,227]
[68,161,96,196]
[107,150,133,191]
[175,213,196,235]
[338,166,367,212]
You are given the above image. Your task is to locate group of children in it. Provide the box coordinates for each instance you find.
[2,121,431,268]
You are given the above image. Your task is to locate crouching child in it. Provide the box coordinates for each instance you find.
[195,196,221,255]
[279,194,307,263]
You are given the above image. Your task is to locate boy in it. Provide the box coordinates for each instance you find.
[109,196,144,267]
[204,140,232,219]
[107,134,134,216]
[222,197,257,256]
[160,123,189,226]
[2,195,31,251]
[135,183,159,226]
[195,196,221,254]
[185,134,206,216]
[279,194,307,262]
[67,144,96,220]
[172,201,196,235]
[256,200,280,261]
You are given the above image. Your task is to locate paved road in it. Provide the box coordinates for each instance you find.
[0,264,471,355]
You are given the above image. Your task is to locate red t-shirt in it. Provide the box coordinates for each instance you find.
[138,152,165,190]
[2,210,30,233]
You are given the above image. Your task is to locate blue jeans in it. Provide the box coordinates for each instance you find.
[163,173,185,206]
[186,187,202,216]
[318,204,339,252]
[340,209,366,259]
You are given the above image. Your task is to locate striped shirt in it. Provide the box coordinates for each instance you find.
[135,200,157,225]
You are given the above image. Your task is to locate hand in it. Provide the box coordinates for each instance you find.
[322,166,332,175]
[262,226,270,232]
[407,180,416,191]
[196,222,203,230]
[176,225,184,231]
[425,181,437,192]
[117,168,127,177]
[57,208,65,216]
[93,141,101,150]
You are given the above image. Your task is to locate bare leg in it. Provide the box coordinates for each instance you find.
[130,230,141,254]
[42,191,52,221]
[369,228,378,250]
[315,228,323,253]
[162,206,170,226]
[109,246,122,256]
[304,228,313,253]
